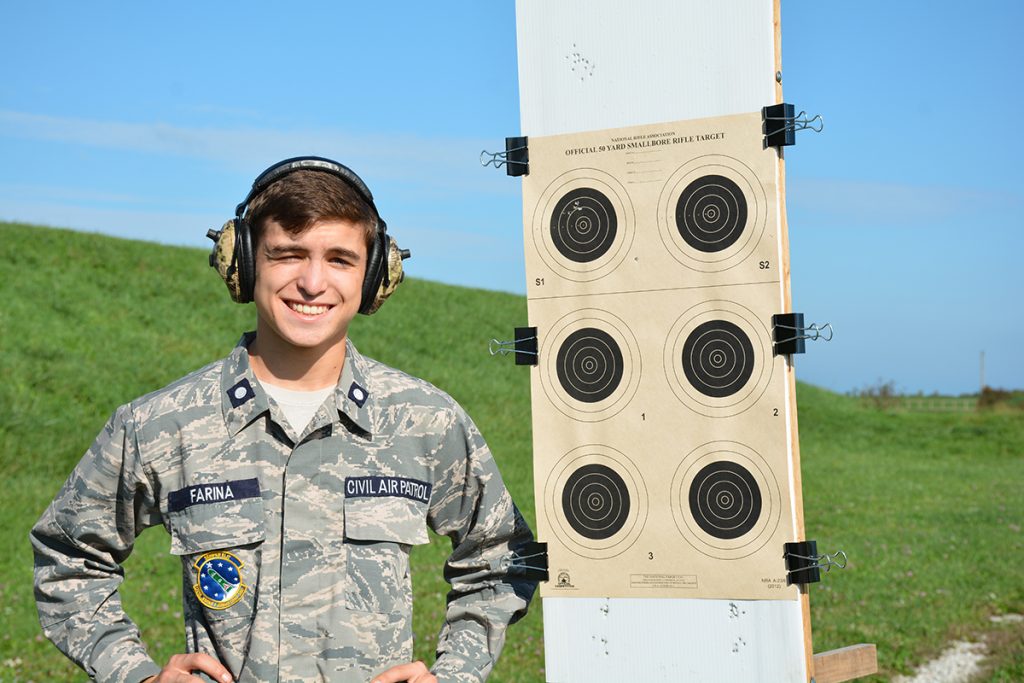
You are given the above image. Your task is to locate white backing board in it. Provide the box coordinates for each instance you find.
[543,598,806,682]
[516,0,776,137]
[514,1,809,681]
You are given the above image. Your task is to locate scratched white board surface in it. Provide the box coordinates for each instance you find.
[516,0,777,137]
[514,1,808,681]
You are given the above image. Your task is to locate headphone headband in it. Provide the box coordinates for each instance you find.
[235,156,380,226]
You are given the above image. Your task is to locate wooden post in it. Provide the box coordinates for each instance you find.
[771,3,816,679]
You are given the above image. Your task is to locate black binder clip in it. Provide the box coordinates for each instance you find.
[784,540,848,586]
[772,313,833,356]
[505,541,549,582]
[762,103,823,149]
[480,136,529,176]
[488,327,538,366]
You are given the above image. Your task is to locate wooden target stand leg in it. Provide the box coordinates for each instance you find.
[772,2,876,680]
[779,155,877,683]
[513,1,877,680]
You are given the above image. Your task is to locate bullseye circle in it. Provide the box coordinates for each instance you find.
[663,300,773,417]
[541,309,641,422]
[682,320,756,398]
[670,441,782,559]
[675,175,748,253]
[562,464,631,540]
[556,328,624,403]
[550,187,618,263]
[689,461,762,540]
[657,155,767,272]
[545,446,648,558]
[533,170,634,281]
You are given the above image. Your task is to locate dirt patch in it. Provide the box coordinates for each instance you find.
[970,615,1024,681]
[891,615,1024,683]
[892,641,987,683]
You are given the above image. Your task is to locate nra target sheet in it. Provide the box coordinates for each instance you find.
[523,112,799,601]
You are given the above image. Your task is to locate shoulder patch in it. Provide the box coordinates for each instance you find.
[193,551,248,610]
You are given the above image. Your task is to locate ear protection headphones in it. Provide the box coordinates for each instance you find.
[206,156,411,315]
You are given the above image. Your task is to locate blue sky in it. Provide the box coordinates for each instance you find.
[2,2,1021,395]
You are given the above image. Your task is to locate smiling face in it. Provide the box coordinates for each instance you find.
[252,218,368,357]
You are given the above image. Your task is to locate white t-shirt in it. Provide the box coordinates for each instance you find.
[259,380,335,435]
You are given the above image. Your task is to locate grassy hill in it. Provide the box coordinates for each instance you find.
[1,222,1022,681]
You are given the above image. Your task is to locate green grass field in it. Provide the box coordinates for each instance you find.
[1,222,1022,682]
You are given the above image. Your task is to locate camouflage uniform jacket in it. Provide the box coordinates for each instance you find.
[31,335,536,683]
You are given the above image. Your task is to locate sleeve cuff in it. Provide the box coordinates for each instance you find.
[430,653,485,683]
[90,645,161,683]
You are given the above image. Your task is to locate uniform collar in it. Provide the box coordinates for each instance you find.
[221,333,272,438]
[220,333,374,438]
[336,338,374,436]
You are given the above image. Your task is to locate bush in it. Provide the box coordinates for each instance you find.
[978,387,1024,410]
[856,379,901,409]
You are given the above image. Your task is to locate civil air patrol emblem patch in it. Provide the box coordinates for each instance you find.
[193,551,247,610]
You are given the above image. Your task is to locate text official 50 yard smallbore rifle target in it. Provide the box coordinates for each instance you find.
[524,111,798,600]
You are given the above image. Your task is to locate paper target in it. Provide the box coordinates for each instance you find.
[541,308,642,421]
[522,113,798,600]
[657,155,766,272]
[533,169,635,281]
[545,445,648,559]
[663,300,772,417]
[670,441,781,560]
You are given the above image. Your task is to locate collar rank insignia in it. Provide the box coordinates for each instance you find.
[348,381,368,408]
[193,551,247,610]
[227,379,255,408]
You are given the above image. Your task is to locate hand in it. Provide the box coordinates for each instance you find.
[371,660,437,683]
[141,653,234,683]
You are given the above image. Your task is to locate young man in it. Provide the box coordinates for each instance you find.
[31,157,538,683]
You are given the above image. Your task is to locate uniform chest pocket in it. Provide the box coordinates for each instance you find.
[167,495,266,622]
[343,495,429,614]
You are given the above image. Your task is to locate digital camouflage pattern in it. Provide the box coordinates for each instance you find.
[31,334,536,683]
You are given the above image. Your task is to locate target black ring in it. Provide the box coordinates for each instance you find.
[556,327,624,403]
[675,175,748,253]
[689,461,761,540]
[561,464,631,540]
[681,320,755,398]
[550,187,618,263]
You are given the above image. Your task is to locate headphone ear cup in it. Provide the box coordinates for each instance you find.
[208,219,248,303]
[235,219,255,303]
[360,232,387,315]
[360,234,408,316]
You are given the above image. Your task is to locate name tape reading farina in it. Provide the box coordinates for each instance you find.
[168,478,261,512]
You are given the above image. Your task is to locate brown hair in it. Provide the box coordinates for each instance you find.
[244,169,377,250]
